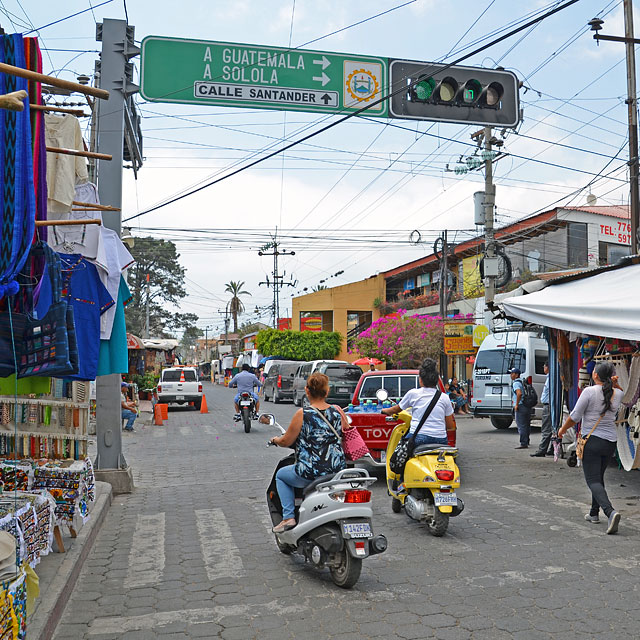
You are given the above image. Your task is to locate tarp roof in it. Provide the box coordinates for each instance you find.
[499,258,640,340]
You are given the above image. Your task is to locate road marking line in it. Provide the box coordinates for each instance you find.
[152,428,166,438]
[88,601,306,634]
[202,425,218,436]
[195,508,244,580]
[124,513,165,588]
[179,426,192,436]
[465,489,599,539]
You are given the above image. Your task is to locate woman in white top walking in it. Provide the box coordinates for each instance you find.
[558,362,623,534]
[381,358,454,446]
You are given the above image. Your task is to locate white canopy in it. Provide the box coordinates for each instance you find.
[500,262,640,340]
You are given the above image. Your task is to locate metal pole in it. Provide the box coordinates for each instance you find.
[94,18,132,478]
[624,0,639,254]
[484,126,496,305]
[145,273,150,339]
[205,326,209,362]
[439,231,448,382]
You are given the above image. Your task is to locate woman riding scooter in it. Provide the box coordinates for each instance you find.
[269,372,353,533]
[381,358,454,445]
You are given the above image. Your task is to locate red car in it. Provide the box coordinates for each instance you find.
[348,369,456,465]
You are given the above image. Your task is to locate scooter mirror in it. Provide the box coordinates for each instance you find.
[375,388,389,402]
[259,413,275,425]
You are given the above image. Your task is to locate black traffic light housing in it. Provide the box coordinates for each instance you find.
[390,59,520,127]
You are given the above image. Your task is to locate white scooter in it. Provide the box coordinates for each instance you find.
[263,414,387,589]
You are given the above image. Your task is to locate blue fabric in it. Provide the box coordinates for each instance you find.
[515,404,531,446]
[295,406,346,480]
[97,276,131,376]
[229,370,261,393]
[234,391,258,404]
[0,34,35,300]
[122,409,136,430]
[511,378,524,406]
[411,434,449,446]
[276,464,312,519]
[540,375,550,404]
[36,254,113,380]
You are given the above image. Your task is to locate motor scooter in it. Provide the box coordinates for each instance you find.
[262,414,387,588]
[380,390,464,536]
[234,391,256,433]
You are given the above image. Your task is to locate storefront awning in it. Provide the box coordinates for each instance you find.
[126,333,144,350]
[500,262,640,340]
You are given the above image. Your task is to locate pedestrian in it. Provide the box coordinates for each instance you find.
[531,362,552,457]
[369,364,376,372]
[121,382,137,432]
[557,362,623,534]
[448,376,470,414]
[509,367,531,449]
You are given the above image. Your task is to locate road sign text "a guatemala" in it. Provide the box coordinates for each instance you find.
[140,36,388,117]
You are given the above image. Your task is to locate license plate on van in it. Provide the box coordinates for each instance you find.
[338,387,349,393]
[492,387,502,394]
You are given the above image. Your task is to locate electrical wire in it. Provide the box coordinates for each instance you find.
[24,0,115,34]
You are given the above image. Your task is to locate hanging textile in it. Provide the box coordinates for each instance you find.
[97,275,132,376]
[0,34,36,300]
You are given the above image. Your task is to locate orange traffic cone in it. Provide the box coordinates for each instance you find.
[154,404,163,426]
[200,394,209,414]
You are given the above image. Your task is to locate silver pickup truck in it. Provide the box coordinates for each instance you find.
[157,367,203,410]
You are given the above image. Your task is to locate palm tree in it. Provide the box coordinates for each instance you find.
[225,281,250,333]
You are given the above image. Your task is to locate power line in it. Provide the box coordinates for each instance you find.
[24,0,115,34]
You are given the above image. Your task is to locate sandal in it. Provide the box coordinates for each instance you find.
[272,519,296,533]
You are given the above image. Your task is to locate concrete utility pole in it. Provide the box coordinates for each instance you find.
[434,231,449,382]
[144,273,150,338]
[258,239,296,328]
[204,326,210,361]
[94,18,140,492]
[483,126,497,307]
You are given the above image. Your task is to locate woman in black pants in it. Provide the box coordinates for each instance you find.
[558,362,623,534]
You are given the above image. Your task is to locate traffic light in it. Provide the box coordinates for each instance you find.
[389,60,520,127]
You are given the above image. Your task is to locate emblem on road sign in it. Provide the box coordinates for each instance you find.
[343,61,383,111]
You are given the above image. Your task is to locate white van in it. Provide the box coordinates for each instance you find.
[471,330,548,429]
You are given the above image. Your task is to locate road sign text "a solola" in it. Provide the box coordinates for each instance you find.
[205,46,306,85]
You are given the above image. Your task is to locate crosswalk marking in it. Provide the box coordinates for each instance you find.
[465,489,600,539]
[152,428,166,438]
[239,497,274,534]
[202,425,218,436]
[124,513,166,588]
[179,426,192,436]
[195,508,244,580]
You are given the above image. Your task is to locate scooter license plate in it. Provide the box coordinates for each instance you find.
[342,522,372,538]
[240,401,252,406]
[176,395,184,400]
[434,492,457,507]
[379,450,386,463]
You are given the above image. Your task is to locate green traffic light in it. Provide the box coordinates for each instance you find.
[463,79,482,104]
[413,77,435,101]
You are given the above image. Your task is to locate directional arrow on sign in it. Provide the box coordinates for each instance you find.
[313,55,331,70]
[320,94,332,104]
[312,72,330,87]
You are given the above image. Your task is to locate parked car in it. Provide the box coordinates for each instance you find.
[471,330,548,429]
[292,360,361,407]
[352,369,420,406]
[263,360,300,403]
[157,366,203,410]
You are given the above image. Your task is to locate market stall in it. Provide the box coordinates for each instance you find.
[498,257,640,470]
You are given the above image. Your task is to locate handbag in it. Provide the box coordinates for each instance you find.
[311,406,369,461]
[389,391,442,475]
[576,414,603,460]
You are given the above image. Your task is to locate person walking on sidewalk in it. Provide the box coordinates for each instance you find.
[557,362,623,534]
[531,362,552,457]
[509,368,531,449]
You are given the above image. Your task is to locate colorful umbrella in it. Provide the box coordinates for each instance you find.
[352,357,383,366]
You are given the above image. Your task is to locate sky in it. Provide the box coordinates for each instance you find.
[6,0,636,336]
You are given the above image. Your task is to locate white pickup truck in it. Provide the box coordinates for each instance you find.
[157,367,203,410]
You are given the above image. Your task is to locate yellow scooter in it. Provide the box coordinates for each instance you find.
[384,403,464,537]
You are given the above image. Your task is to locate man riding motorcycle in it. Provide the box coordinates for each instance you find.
[229,364,262,420]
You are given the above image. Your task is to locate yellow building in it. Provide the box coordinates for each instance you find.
[291,274,386,362]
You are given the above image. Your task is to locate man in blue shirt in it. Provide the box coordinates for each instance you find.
[531,362,552,457]
[509,367,531,449]
[230,364,262,419]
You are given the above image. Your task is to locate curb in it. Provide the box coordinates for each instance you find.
[30,481,113,640]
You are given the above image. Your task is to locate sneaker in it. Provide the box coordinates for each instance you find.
[234,413,241,421]
[584,513,600,524]
[607,511,620,534]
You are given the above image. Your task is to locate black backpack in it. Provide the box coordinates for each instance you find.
[521,380,538,408]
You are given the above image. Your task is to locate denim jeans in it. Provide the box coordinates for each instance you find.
[122,409,136,430]
[582,435,617,518]
[275,464,312,520]
[412,433,449,446]
[515,405,531,446]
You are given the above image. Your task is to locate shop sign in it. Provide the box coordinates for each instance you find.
[598,220,632,245]
[473,324,490,347]
[444,322,476,355]
[301,316,322,332]
[278,317,292,330]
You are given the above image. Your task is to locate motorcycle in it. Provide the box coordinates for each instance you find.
[234,391,256,433]
[380,390,464,536]
[263,413,387,589]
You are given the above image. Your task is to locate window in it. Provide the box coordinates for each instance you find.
[162,369,196,382]
[474,349,526,375]
[358,376,383,400]
[567,222,588,266]
[400,375,419,396]
[321,365,362,381]
[534,351,547,375]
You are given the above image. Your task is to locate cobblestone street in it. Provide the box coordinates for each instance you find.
[54,382,640,639]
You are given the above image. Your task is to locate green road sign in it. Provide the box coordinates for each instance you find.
[141,36,388,117]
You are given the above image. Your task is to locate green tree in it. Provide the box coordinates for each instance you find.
[352,312,444,368]
[225,280,250,333]
[256,329,343,361]
[126,237,198,337]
